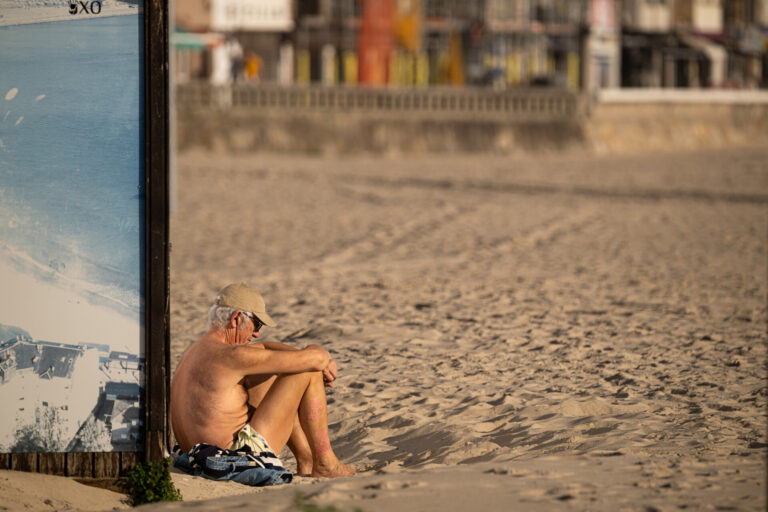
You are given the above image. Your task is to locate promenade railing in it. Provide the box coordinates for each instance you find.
[175,83,586,121]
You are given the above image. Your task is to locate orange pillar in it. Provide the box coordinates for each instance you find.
[358,0,395,86]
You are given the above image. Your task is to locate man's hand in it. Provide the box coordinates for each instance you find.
[322,359,338,387]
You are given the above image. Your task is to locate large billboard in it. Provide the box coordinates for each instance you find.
[0,0,146,453]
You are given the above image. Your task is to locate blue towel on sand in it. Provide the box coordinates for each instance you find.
[172,443,292,486]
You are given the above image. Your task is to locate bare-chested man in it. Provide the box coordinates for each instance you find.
[171,283,355,478]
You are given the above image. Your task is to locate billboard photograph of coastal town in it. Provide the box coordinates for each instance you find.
[0,0,146,452]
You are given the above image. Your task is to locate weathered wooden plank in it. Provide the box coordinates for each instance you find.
[144,0,171,464]
[38,453,66,475]
[10,453,37,472]
[66,452,94,478]
[0,453,11,470]
[93,452,120,478]
[120,452,139,475]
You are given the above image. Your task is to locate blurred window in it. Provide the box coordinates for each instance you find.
[299,0,322,17]
[426,0,452,19]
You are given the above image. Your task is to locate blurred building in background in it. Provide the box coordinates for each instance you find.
[723,0,768,87]
[174,0,294,84]
[173,0,768,90]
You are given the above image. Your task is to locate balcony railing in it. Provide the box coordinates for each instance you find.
[175,83,586,121]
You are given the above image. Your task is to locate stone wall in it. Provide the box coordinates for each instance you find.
[586,102,768,154]
[176,109,589,154]
[175,92,768,155]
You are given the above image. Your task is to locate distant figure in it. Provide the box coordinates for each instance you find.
[171,283,355,478]
[230,41,244,83]
[245,53,263,82]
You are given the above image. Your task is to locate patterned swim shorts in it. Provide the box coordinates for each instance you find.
[230,423,274,454]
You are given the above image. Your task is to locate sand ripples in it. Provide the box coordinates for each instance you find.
[170,149,767,509]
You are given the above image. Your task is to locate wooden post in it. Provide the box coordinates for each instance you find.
[144,0,171,464]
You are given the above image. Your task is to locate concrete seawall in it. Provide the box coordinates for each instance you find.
[175,88,768,155]
[588,98,768,154]
[176,110,588,154]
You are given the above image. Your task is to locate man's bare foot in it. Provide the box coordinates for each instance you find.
[311,460,357,478]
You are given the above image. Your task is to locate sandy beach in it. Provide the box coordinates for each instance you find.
[164,147,767,511]
[3,147,766,511]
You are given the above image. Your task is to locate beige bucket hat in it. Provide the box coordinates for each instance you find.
[214,283,277,327]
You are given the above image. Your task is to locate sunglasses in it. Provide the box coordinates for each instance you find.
[244,312,263,333]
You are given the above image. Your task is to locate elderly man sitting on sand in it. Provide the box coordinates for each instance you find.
[171,283,355,478]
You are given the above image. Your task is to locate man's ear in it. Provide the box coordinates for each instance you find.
[230,311,242,329]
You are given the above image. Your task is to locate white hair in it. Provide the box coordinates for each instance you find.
[208,300,250,330]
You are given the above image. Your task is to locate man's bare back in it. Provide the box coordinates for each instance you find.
[171,336,252,450]
[170,284,355,478]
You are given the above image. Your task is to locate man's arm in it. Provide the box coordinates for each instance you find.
[252,341,338,386]
[228,343,329,377]
[258,341,299,351]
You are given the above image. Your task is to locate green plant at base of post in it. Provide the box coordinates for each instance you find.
[125,457,182,506]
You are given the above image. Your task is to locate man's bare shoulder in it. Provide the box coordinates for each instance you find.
[229,341,271,363]
[195,338,272,369]
[180,334,224,359]
[177,335,237,372]
[175,337,265,387]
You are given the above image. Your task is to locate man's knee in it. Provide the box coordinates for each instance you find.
[303,370,326,390]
